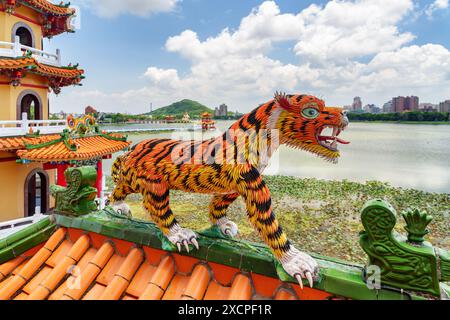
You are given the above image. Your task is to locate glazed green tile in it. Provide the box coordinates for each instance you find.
[122,229,145,244]
[0,249,15,264]
[0,224,56,264]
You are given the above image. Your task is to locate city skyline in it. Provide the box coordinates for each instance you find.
[345,95,449,113]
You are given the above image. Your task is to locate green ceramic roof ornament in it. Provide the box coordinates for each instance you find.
[51,166,98,216]
[402,208,433,244]
[359,199,449,297]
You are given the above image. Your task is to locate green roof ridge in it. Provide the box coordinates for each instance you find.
[0,217,56,264]
[0,216,52,251]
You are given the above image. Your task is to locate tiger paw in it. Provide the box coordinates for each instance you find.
[216,217,239,238]
[280,246,319,289]
[167,225,199,253]
[111,201,132,217]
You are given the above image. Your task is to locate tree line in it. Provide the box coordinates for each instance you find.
[347,111,449,122]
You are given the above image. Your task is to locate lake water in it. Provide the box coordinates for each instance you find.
[102,121,450,194]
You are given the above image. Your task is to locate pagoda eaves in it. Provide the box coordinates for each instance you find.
[1,0,76,37]
[0,55,84,94]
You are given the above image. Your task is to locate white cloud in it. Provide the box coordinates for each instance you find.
[77,0,179,18]
[56,0,450,114]
[425,0,449,17]
[144,67,181,89]
[165,0,415,63]
[293,0,415,62]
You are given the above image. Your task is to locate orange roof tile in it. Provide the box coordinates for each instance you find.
[0,227,65,300]
[27,235,90,300]
[0,57,84,79]
[22,0,74,16]
[0,229,330,300]
[0,256,25,282]
[0,134,60,151]
[17,134,131,162]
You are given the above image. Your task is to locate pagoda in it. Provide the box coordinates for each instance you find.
[0,1,130,222]
[200,112,215,130]
[181,111,190,123]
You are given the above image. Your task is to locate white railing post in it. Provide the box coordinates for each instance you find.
[21,112,28,134]
[56,49,61,65]
[13,35,22,56]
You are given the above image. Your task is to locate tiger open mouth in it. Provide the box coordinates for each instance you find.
[316,125,350,151]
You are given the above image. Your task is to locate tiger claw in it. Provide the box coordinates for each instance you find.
[216,218,238,238]
[191,238,199,250]
[295,274,303,289]
[167,225,199,253]
[280,246,319,290]
[111,201,132,217]
[183,240,190,253]
[306,271,314,288]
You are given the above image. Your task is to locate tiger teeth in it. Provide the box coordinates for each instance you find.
[332,127,338,137]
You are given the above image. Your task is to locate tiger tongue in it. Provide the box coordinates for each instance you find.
[318,136,350,144]
[336,137,350,145]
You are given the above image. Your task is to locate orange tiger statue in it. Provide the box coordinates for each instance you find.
[109,92,349,288]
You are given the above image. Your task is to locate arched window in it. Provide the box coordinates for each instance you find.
[16,27,33,47]
[11,22,35,48]
[24,169,49,217]
[17,90,42,120]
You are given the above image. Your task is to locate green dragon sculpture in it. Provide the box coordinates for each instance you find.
[359,199,449,297]
[50,166,98,216]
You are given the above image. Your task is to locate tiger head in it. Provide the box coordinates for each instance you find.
[273,92,349,163]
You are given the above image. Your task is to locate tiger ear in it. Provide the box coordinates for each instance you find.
[274,91,293,112]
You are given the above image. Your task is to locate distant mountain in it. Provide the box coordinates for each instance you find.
[144,99,214,118]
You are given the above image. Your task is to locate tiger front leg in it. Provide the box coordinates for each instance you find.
[237,167,319,289]
[142,188,199,253]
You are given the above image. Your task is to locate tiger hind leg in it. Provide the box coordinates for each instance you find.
[109,155,134,216]
[209,193,240,237]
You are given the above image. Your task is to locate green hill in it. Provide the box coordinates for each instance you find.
[144,99,214,119]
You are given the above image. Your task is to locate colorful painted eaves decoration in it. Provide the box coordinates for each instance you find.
[1,0,76,37]
[0,56,84,94]
[0,166,448,300]
[16,116,131,163]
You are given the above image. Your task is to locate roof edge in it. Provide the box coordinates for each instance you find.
[0,216,56,263]
[50,209,433,300]
[18,0,74,16]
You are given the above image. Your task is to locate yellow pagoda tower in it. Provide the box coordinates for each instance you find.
[0,1,130,223]
[200,112,216,130]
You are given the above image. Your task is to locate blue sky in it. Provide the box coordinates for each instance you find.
[46,0,450,114]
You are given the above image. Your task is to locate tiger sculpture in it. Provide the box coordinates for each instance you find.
[109,92,349,288]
